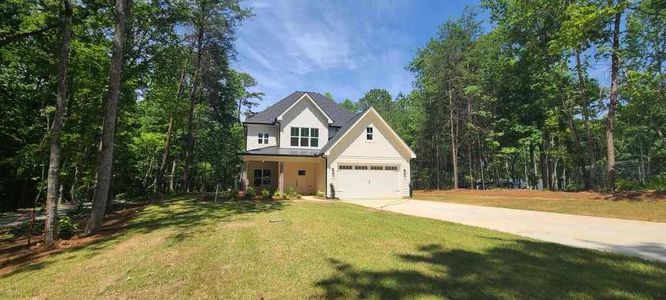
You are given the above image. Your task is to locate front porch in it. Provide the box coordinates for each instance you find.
[240,155,326,196]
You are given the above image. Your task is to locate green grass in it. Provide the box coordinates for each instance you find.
[1,195,665,299]
[414,191,666,222]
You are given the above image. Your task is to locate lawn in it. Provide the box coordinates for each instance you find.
[1,195,665,299]
[414,190,666,222]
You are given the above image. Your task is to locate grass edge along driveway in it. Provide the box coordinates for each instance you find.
[1,196,664,299]
[413,190,666,222]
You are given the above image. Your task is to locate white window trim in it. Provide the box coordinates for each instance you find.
[258,132,269,144]
[366,126,373,141]
[289,126,320,148]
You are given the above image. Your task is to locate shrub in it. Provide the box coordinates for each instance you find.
[260,188,272,199]
[286,187,301,199]
[57,216,78,240]
[615,179,643,192]
[273,190,282,199]
[647,173,666,192]
[245,186,256,199]
[315,190,325,198]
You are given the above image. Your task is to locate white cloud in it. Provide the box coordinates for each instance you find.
[233,0,417,109]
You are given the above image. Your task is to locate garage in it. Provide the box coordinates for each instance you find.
[335,164,402,198]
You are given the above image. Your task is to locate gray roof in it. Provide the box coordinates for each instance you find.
[242,146,321,157]
[245,91,356,127]
[319,107,369,153]
[241,108,369,157]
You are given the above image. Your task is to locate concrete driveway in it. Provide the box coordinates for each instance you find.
[343,198,666,262]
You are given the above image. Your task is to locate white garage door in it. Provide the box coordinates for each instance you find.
[336,165,401,198]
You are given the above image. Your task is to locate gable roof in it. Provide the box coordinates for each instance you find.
[319,107,369,153]
[244,91,356,127]
[277,93,333,124]
[321,107,416,158]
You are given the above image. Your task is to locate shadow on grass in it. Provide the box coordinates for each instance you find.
[1,195,286,278]
[317,241,666,299]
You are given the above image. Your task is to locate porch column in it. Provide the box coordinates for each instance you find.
[241,160,249,191]
[278,162,285,193]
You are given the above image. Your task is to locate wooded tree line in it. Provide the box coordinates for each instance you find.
[0,0,260,242]
[342,0,665,192]
[1,0,665,245]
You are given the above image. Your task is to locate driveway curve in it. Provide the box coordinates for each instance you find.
[343,198,666,262]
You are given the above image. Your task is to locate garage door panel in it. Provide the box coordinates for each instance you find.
[336,165,401,198]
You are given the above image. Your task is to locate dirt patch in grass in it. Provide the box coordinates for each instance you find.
[0,204,144,276]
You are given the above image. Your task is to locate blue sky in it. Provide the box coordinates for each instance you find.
[232,0,609,112]
[232,0,482,111]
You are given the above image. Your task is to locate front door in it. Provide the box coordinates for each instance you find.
[284,162,315,195]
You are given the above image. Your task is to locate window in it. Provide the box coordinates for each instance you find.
[290,127,320,147]
[258,132,269,144]
[311,128,319,147]
[384,166,398,171]
[370,166,383,170]
[298,169,306,176]
[339,165,353,170]
[290,127,299,146]
[366,127,373,140]
[300,128,309,147]
[253,169,272,186]
[354,165,368,170]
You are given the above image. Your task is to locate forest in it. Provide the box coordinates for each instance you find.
[346,0,665,193]
[0,0,664,244]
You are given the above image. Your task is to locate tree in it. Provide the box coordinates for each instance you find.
[181,0,251,192]
[341,98,358,112]
[358,89,393,123]
[606,0,627,192]
[44,0,72,246]
[85,0,128,235]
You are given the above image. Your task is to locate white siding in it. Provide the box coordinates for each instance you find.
[246,124,279,150]
[279,98,329,149]
[326,112,412,198]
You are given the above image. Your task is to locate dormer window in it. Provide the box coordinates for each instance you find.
[258,132,269,144]
[290,127,319,147]
[366,127,373,140]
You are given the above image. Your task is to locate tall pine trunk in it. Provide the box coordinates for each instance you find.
[181,27,204,192]
[606,6,621,192]
[85,0,127,235]
[449,89,458,189]
[44,0,72,246]
[575,50,595,189]
[155,52,192,194]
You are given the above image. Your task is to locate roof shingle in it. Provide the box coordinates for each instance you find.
[244,91,356,127]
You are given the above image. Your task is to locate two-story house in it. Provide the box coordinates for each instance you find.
[240,91,416,198]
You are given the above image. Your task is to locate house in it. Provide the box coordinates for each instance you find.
[240,91,416,199]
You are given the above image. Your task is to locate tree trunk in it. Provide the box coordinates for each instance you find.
[606,6,621,192]
[181,27,204,192]
[70,163,79,203]
[85,0,127,235]
[155,53,191,194]
[449,89,458,189]
[540,136,550,190]
[169,158,177,192]
[574,50,596,190]
[44,0,72,247]
[435,135,440,189]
